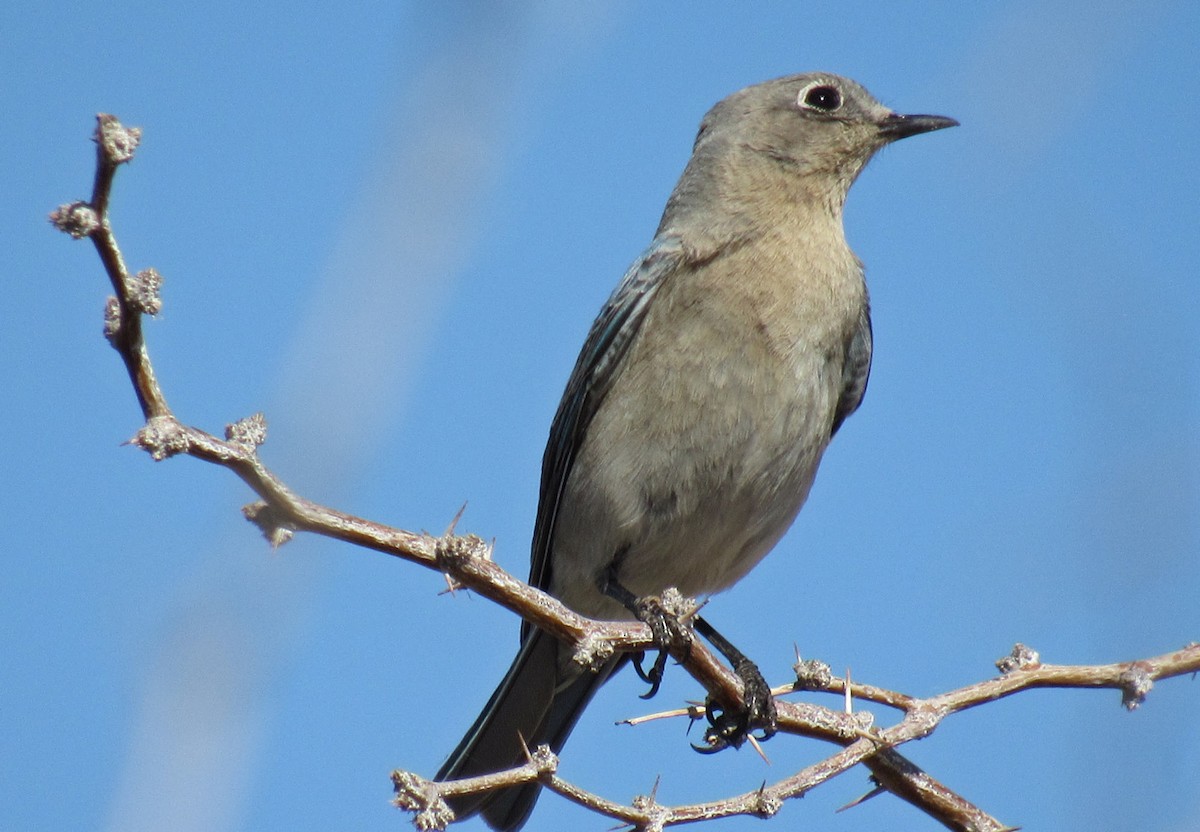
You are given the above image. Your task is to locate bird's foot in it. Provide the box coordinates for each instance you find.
[687,616,777,753]
[693,655,777,753]
[630,592,694,699]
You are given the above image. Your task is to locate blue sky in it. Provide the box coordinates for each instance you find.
[5,2,1198,831]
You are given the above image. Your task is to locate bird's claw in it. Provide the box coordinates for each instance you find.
[632,650,669,699]
[691,656,777,753]
[630,595,693,700]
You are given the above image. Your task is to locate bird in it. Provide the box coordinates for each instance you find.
[436,72,956,830]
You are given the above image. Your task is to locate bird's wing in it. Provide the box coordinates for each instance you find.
[525,236,686,619]
[830,304,873,437]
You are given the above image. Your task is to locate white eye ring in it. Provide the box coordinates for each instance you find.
[797,82,843,113]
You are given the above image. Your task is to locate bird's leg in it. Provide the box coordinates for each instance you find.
[597,566,693,700]
[691,616,777,753]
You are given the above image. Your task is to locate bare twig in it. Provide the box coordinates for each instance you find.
[52,114,1199,832]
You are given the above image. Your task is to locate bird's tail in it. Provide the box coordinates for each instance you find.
[436,628,623,831]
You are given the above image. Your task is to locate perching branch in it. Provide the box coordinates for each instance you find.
[394,640,1199,830]
[52,114,1199,832]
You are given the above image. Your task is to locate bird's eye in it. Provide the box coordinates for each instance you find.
[800,85,841,112]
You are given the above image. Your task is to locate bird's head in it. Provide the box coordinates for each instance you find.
[693,72,957,202]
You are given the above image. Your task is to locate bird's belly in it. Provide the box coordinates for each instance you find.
[615,437,825,600]
[549,345,838,621]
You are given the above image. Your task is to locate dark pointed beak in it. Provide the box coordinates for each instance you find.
[878,112,959,141]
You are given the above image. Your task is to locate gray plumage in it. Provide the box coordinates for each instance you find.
[436,72,956,830]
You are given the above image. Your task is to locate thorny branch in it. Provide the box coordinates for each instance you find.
[51,115,1199,832]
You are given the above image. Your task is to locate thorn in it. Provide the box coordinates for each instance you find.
[444,503,467,536]
[837,783,886,812]
[844,667,853,714]
[747,731,771,764]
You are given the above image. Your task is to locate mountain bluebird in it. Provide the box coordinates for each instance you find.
[436,72,956,830]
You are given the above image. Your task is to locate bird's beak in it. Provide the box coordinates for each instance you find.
[878,112,959,141]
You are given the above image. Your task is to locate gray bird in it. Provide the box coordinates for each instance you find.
[436,72,956,830]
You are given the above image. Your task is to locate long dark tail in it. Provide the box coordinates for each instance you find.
[436,629,623,830]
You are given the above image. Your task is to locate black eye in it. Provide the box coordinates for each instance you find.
[802,85,841,112]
